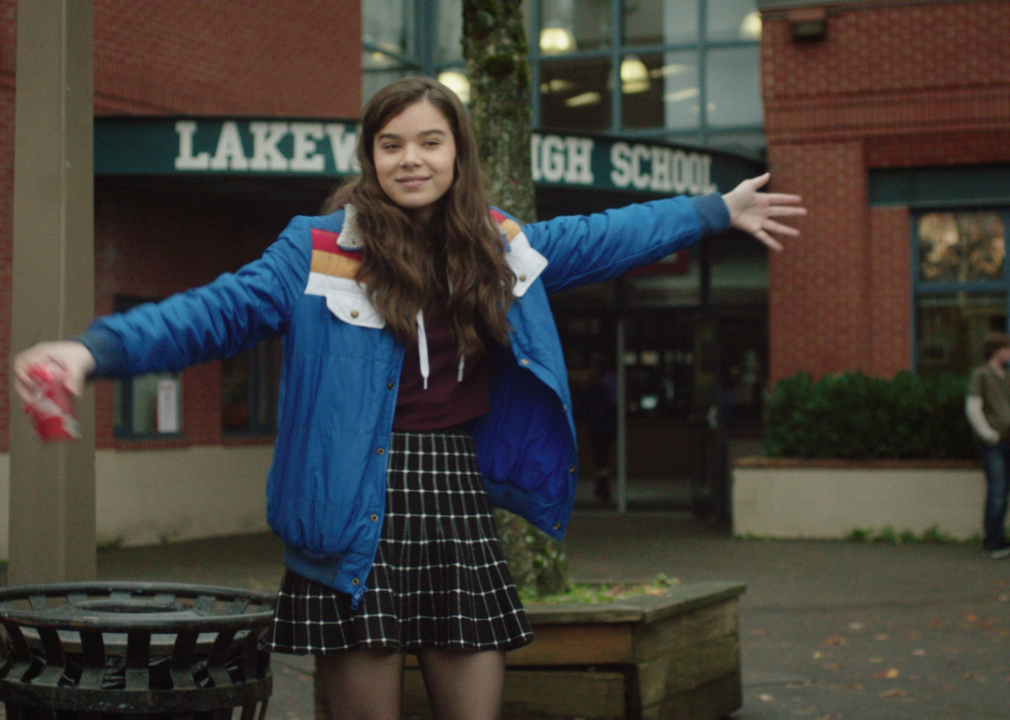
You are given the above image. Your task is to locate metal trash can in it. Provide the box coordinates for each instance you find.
[0,582,275,720]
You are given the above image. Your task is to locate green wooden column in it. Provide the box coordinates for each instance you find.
[9,1,96,584]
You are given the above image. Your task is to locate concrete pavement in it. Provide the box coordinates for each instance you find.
[5,511,1010,720]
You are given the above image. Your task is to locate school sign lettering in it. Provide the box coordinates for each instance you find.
[96,118,760,195]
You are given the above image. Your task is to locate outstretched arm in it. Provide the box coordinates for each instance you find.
[723,173,806,252]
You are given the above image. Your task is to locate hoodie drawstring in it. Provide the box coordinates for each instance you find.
[416,310,430,390]
[415,309,465,389]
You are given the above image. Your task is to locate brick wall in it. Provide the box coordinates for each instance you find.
[0,0,361,452]
[762,0,1010,381]
[93,0,360,117]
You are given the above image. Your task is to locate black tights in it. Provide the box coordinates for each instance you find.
[317,648,506,720]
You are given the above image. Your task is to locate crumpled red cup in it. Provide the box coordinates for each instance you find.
[24,362,80,442]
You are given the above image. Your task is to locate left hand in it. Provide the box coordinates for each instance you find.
[723,173,806,252]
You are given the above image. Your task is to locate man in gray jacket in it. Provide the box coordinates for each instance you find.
[965,332,1010,558]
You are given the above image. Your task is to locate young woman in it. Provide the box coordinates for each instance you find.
[14,76,805,720]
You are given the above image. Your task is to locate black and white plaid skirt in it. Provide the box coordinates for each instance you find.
[266,427,534,655]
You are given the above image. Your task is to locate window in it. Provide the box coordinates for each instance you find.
[221,339,280,435]
[362,0,421,105]
[914,210,1009,376]
[113,297,182,438]
[366,1,763,156]
[531,0,763,156]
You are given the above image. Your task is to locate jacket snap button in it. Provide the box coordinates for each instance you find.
[387,382,395,390]
[352,578,360,586]
[520,358,530,366]
[519,274,527,282]
[370,514,379,522]
[554,522,562,531]
[376,448,385,456]
[350,309,360,318]
[569,465,576,473]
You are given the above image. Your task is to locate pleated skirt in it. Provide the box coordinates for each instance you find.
[267,427,534,655]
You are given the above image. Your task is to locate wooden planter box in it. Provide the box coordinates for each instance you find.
[732,457,985,540]
[402,581,746,720]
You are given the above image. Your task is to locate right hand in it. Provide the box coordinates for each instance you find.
[13,341,96,406]
[722,173,806,252]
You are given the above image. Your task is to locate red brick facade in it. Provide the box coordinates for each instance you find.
[0,1,361,452]
[762,0,1010,381]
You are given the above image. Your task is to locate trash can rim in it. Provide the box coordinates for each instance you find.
[0,581,275,630]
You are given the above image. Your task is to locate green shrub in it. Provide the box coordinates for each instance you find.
[763,371,976,460]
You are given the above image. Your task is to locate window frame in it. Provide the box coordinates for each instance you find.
[910,207,1010,375]
[112,295,184,440]
[220,338,281,438]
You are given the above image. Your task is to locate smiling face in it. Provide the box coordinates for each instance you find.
[373,100,457,223]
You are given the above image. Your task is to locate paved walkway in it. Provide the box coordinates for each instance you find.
[7,511,1010,720]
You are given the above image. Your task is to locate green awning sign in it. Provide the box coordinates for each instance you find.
[96,118,359,176]
[532,134,718,195]
[95,118,760,195]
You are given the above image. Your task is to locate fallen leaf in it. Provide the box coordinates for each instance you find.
[875,633,890,641]
[879,688,907,698]
[644,588,666,596]
[823,635,848,646]
[964,613,980,623]
[963,672,975,680]
[848,621,864,631]
[874,668,900,679]
[759,694,774,702]
[911,648,926,656]
[812,651,823,660]
[824,662,843,670]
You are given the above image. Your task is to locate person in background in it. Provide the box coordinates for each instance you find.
[965,331,1010,558]
[14,76,805,720]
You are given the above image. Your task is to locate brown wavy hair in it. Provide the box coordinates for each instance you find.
[323,76,515,355]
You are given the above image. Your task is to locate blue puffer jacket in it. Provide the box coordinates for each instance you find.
[80,194,730,607]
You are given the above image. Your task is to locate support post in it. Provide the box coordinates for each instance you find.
[9,1,96,584]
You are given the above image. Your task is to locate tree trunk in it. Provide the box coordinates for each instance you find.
[463,0,571,598]
[462,0,536,225]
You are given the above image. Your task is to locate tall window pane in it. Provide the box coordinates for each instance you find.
[918,211,1004,283]
[540,0,610,53]
[917,294,1005,376]
[222,339,279,435]
[706,0,760,41]
[624,0,698,47]
[362,0,418,106]
[363,0,415,57]
[622,51,699,131]
[706,46,761,127]
[661,50,699,130]
[622,53,663,129]
[540,57,612,131]
[436,0,463,65]
[112,296,182,437]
